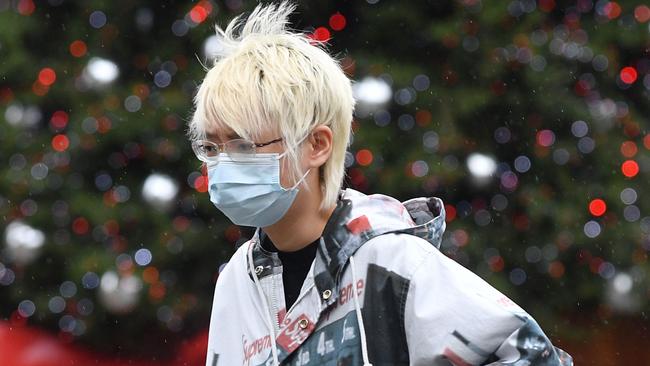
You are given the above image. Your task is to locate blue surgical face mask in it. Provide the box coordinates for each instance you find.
[207,152,310,227]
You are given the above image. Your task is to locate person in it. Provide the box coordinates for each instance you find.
[188,2,573,365]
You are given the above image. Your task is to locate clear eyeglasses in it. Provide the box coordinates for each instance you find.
[191,137,283,163]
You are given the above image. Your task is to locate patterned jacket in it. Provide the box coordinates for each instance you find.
[206,188,573,365]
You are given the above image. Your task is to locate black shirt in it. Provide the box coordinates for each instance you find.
[261,234,318,310]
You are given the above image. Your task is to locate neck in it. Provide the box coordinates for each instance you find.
[262,185,335,252]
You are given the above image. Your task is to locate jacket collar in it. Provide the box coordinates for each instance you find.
[247,189,446,307]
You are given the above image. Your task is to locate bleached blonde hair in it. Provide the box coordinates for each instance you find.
[188,1,354,211]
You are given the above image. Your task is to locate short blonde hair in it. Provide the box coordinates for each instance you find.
[188,1,354,211]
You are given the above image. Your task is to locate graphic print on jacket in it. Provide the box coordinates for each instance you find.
[205,188,573,366]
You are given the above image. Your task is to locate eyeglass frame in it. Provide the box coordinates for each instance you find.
[191,137,284,163]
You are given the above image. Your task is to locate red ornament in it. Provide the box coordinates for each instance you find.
[69,40,87,57]
[620,67,638,84]
[311,27,331,42]
[621,160,639,178]
[635,5,650,23]
[52,134,70,152]
[355,149,373,166]
[72,217,89,235]
[589,199,607,217]
[445,204,457,222]
[538,0,556,12]
[329,12,346,31]
[620,141,637,158]
[38,68,56,86]
[193,175,208,193]
[50,111,69,129]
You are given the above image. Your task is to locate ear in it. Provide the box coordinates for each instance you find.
[305,125,333,169]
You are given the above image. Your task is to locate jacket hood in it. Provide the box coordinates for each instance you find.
[312,188,446,308]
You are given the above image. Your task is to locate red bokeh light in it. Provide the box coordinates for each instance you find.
[538,0,555,12]
[194,175,208,193]
[536,129,555,147]
[311,27,331,42]
[644,134,650,150]
[548,261,565,279]
[355,149,373,166]
[620,141,638,158]
[17,0,35,16]
[72,217,89,235]
[445,204,457,222]
[635,5,650,23]
[38,68,56,86]
[329,12,346,31]
[51,134,70,152]
[621,160,639,178]
[589,199,607,217]
[620,67,638,84]
[69,40,87,57]
[604,2,622,19]
[190,5,208,23]
[50,110,69,129]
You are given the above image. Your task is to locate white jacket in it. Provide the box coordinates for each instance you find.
[206,189,573,365]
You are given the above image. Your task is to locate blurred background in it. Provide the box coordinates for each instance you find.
[1,0,649,365]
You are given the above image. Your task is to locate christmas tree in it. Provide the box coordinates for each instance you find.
[1,0,649,362]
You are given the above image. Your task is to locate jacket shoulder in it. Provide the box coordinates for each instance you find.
[359,232,439,279]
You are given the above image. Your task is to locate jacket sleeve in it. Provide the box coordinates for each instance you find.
[402,239,573,366]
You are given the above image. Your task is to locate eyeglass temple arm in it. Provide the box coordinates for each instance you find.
[253,138,283,148]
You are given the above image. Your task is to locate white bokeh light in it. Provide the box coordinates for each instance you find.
[467,153,497,179]
[142,173,179,211]
[84,57,120,86]
[353,77,392,105]
[606,271,641,313]
[99,271,142,314]
[4,221,45,265]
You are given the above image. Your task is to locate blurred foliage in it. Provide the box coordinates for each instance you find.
[0,0,649,357]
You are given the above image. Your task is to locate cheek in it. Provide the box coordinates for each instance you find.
[279,160,293,188]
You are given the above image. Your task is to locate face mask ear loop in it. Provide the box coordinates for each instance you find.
[290,169,311,190]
